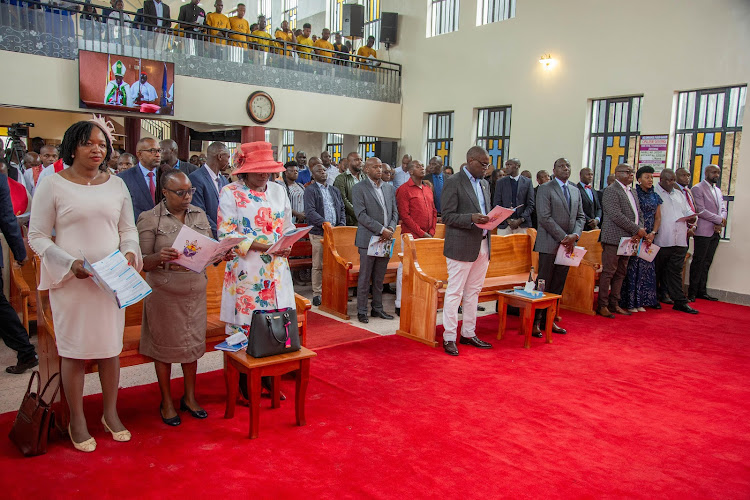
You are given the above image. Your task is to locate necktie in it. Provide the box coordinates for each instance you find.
[585,185,592,190]
[683,187,695,212]
[147,171,155,203]
[510,178,518,207]
[216,176,221,194]
[562,183,571,209]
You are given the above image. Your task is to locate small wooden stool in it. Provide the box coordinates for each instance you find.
[223,347,317,439]
[496,291,562,348]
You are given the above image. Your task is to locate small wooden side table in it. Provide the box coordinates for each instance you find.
[224,346,317,439]
[496,290,562,348]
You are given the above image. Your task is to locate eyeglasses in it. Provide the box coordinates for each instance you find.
[473,159,491,168]
[139,148,162,154]
[164,187,196,197]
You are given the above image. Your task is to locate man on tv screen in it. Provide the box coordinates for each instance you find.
[104,60,129,106]
[128,72,158,107]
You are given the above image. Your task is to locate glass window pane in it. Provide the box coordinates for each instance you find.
[698,94,707,129]
[706,93,717,128]
[686,92,696,129]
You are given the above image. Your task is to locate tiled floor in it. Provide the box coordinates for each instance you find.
[0,281,497,414]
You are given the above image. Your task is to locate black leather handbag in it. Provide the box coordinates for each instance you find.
[247,308,301,358]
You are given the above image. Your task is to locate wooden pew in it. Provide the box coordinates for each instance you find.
[396,233,532,346]
[288,223,313,272]
[35,257,311,428]
[9,239,37,333]
[319,223,401,320]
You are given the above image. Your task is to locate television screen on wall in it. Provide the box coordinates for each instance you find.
[78,51,175,116]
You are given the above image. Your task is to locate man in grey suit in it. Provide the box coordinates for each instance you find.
[493,158,535,234]
[533,158,586,335]
[440,146,494,356]
[598,163,647,318]
[352,157,399,324]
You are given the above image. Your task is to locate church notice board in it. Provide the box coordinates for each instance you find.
[637,135,668,173]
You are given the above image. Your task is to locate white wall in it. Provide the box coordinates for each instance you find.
[387,0,750,297]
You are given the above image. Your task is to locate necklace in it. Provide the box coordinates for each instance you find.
[72,168,101,186]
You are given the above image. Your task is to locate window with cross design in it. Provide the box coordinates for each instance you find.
[476,106,511,170]
[586,96,642,190]
[282,0,298,30]
[258,0,272,33]
[327,133,344,164]
[673,85,746,240]
[427,112,454,167]
[282,130,295,163]
[358,136,377,160]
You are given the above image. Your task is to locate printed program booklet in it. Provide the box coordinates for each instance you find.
[82,249,152,309]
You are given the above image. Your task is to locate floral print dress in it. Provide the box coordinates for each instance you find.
[217,181,295,333]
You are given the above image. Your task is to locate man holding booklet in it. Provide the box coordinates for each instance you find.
[533,158,586,336]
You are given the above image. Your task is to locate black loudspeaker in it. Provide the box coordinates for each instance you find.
[189,139,202,152]
[381,12,398,46]
[375,141,398,167]
[342,4,364,38]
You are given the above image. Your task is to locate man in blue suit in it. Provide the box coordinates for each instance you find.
[160,139,198,175]
[424,156,446,216]
[189,141,230,238]
[119,137,162,222]
[0,173,38,374]
[493,158,534,235]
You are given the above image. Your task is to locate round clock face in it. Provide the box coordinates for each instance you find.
[247,92,274,124]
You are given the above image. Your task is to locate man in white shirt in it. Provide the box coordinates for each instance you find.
[321,151,339,187]
[128,73,159,107]
[392,154,412,189]
[654,169,698,314]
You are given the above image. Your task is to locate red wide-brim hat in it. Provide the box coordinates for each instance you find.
[231,141,284,175]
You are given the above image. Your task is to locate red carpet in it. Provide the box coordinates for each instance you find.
[0,301,749,498]
[305,311,379,349]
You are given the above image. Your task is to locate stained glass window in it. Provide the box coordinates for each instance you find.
[258,0,272,33]
[358,136,377,160]
[673,85,746,240]
[329,0,345,34]
[282,0,298,30]
[478,0,516,25]
[476,106,511,169]
[586,96,643,189]
[327,133,344,164]
[282,130,295,162]
[427,112,454,167]
[428,0,460,37]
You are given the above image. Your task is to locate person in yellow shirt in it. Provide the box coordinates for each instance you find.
[274,20,296,55]
[228,3,250,48]
[356,35,381,70]
[296,22,314,60]
[205,0,230,45]
[251,14,274,52]
[313,28,335,63]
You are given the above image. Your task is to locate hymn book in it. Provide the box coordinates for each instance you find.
[170,226,244,272]
[475,205,523,230]
[266,226,313,255]
[82,250,152,309]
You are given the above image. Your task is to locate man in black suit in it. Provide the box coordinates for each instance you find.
[178,0,206,38]
[576,167,602,230]
[440,146,494,356]
[0,173,38,374]
[160,139,197,175]
[493,158,534,235]
[424,156,446,216]
[531,169,549,229]
[143,0,171,29]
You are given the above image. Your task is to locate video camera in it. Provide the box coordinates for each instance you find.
[8,122,34,138]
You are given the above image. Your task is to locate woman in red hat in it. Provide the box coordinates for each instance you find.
[217,141,295,341]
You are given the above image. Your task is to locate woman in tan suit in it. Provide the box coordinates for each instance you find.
[137,170,212,426]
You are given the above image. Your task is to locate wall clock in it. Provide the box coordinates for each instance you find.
[246,91,275,124]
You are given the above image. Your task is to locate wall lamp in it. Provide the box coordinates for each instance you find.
[539,54,556,69]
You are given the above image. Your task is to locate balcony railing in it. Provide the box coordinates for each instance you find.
[0,0,401,103]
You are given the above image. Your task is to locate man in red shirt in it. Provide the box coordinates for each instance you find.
[395,159,437,315]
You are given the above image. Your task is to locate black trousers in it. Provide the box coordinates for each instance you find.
[357,248,389,315]
[688,234,720,298]
[598,243,630,309]
[0,273,36,362]
[535,251,569,324]
[655,246,688,306]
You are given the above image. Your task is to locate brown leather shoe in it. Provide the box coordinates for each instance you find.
[597,306,615,318]
[613,306,631,315]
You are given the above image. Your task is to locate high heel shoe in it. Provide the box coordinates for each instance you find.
[180,397,208,419]
[68,424,96,452]
[101,416,131,442]
[160,406,181,426]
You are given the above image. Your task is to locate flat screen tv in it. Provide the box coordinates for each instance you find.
[78,51,175,116]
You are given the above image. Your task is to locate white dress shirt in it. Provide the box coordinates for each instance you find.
[368,177,389,231]
[128,81,158,107]
[616,180,639,223]
[203,164,221,194]
[36,162,69,189]
[393,167,410,189]
[325,164,339,186]
[654,183,690,248]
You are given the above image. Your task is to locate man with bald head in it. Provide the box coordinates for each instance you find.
[119,137,162,221]
[653,169,698,314]
[189,141,230,238]
[393,153,413,189]
[25,145,57,191]
[333,152,364,226]
[295,150,311,185]
[352,156,399,323]
[321,151,338,187]
[440,146,494,356]
[160,139,197,175]
[576,167,602,230]
[425,156,446,215]
[493,158,534,235]
[688,164,726,302]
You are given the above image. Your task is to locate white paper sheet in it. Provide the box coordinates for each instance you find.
[367,235,394,257]
[170,225,244,273]
[475,205,523,230]
[82,250,152,309]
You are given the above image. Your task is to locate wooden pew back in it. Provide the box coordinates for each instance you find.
[412,238,448,281]
[578,230,602,264]
[331,226,360,266]
[487,234,532,277]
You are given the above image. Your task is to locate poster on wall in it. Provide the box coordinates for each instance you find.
[637,135,668,172]
[78,51,175,116]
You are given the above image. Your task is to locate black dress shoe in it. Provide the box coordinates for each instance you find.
[531,322,543,338]
[357,314,369,324]
[477,305,486,311]
[673,303,699,314]
[551,323,567,334]
[312,296,321,306]
[531,331,543,338]
[383,284,396,295]
[261,377,286,401]
[459,336,492,348]
[651,303,662,310]
[180,397,208,419]
[5,356,38,374]
[395,307,400,316]
[160,407,181,426]
[659,296,674,305]
[443,341,459,356]
[687,296,696,303]
[371,309,394,320]
[697,293,719,301]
